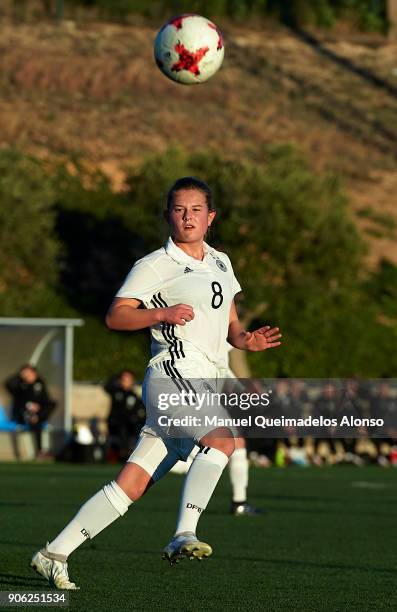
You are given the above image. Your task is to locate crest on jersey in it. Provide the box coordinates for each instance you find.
[216,259,227,272]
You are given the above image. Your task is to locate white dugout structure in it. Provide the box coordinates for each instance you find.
[0,318,83,454]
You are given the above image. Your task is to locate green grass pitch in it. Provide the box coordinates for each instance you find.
[1,463,396,611]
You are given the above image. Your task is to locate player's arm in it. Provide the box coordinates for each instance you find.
[106,297,195,331]
[227,301,282,352]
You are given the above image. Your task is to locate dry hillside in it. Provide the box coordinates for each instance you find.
[0,19,396,264]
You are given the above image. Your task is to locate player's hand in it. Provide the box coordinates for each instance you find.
[244,326,282,352]
[160,304,195,326]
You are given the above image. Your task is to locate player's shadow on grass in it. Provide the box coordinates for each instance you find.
[78,545,155,557]
[257,505,395,518]
[0,540,159,563]
[0,540,52,549]
[0,572,49,588]
[208,504,395,518]
[0,500,86,509]
[260,493,397,506]
[216,555,397,575]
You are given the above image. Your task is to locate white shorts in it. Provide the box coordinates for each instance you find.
[127,354,235,477]
[127,428,194,481]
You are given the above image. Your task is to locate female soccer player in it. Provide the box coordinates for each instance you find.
[31,177,282,589]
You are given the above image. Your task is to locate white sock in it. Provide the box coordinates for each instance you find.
[229,447,249,503]
[174,447,229,536]
[170,447,198,474]
[47,481,132,558]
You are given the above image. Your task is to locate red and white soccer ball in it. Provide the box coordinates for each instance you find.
[154,14,224,85]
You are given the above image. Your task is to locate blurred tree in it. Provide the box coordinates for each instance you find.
[0,149,60,315]
[41,0,52,17]
[2,147,393,379]
[55,168,145,315]
[124,145,396,377]
[388,0,397,38]
[11,0,28,21]
[72,315,149,381]
[60,0,387,31]
[54,167,149,380]
[55,0,64,20]
[364,258,397,322]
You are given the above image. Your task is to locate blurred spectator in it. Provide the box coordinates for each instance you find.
[371,380,397,465]
[342,378,368,418]
[273,380,299,448]
[289,379,311,415]
[5,364,56,459]
[289,379,310,448]
[312,381,341,463]
[104,369,145,462]
[372,380,397,429]
[339,378,367,462]
[247,378,397,468]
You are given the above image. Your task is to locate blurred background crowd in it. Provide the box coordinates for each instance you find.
[2,366,396,467]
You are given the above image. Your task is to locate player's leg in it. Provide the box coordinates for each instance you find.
[163,427,234,564]
[30,423,42,459]
[229,437,263,516]
[46,436,161,557]
[229,436,248,507]
[170,446,198,474]
[31,431,179,588]
[31,463,146,590]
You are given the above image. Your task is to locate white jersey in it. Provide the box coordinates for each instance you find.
[116,237,241,370]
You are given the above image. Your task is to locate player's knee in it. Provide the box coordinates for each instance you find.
[116,433,170,500]
[102,480,133,515]
[234,436,246,451]
[115,463,152,501]
[214,437,235,457]
[118,480,148,502]
[201,427,235,457]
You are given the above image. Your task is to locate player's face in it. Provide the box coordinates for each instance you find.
[323,383,335,399]
[20,367,37,384]
[167,189,216,244]
[120,372,134,389]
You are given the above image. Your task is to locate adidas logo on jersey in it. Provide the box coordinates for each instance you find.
[184,267,193,273]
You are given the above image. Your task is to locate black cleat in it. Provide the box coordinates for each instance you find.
[230,501,265,516]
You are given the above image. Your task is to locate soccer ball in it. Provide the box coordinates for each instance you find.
[154,14,224,85]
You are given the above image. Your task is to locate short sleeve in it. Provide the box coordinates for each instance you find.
[221,252,241,297]
[115,260,163,306]
[232,272,242,297]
